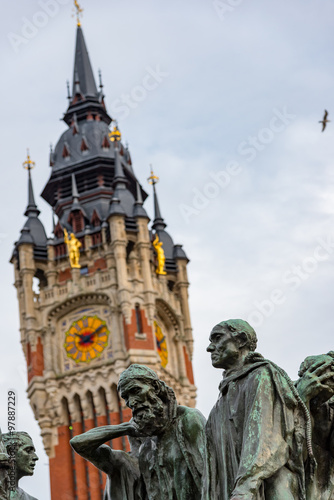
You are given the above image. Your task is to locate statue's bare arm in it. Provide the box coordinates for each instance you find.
[70,422,139,475]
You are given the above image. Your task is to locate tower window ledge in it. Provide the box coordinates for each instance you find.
[135,332,147,341]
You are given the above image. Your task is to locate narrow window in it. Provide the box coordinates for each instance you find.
[135,304,143,334]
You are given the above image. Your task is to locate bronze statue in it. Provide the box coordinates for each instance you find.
[204,319,311,500]
[2,432,38,500]
[70,364,206,499]
[296,352,334,500]
[0,430,10,500]
[63,228,81,268]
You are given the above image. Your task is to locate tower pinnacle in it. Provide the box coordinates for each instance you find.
[23,150,39,217]
[63,21,111,125]
[148,167,166,230]
[14,151,47,256]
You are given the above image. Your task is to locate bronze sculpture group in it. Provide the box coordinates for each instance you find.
[70,319,334,500]
[1,318,333,499]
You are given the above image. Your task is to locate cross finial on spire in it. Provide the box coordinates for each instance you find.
[147,165,159,186]
[73,0,83,27]
[66,80,71,100]
[23,149,35,171]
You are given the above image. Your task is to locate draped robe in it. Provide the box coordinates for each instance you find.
[204,355,306,500]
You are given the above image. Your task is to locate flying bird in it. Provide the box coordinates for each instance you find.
[319,110,330,132]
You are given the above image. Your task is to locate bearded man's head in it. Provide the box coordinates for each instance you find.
[118,365,177,435]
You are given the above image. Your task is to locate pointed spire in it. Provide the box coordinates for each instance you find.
[71,173,81,210]
[148,167,166,230]
[133,180,149,219]
[23,150,40,218]
[68,173,87,228]
[63,22,111,125]
[72,25,98,99]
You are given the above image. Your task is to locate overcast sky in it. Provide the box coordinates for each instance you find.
[1,0,334,497]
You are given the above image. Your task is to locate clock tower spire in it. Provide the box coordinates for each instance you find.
[11,16,196,500]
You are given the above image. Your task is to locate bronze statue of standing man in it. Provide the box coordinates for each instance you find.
[204,319,310,500]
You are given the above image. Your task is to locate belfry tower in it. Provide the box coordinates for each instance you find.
[11,17,195,500]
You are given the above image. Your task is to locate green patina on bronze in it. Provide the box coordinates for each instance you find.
[70,364,207,499]
[2,432,38,500]
[205,319,309,500]
[296,352,334,500]
[0,430,10,500]
[68,321,334,500]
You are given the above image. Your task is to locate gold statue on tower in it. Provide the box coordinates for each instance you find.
[148,167,167,275]
[64,228,82,268]
[153,234,167,275]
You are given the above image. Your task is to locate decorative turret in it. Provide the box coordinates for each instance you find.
[148,168,187,272]
[14,151,47,260]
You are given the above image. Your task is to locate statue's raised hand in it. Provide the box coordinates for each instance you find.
[296,357,334,406]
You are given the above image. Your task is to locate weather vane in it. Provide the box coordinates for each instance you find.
[73,0,83,27]
[22,149,35,171]
[147,165,159,186]
[109,121,121,142]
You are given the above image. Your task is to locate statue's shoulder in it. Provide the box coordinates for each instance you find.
[176,405,207,431]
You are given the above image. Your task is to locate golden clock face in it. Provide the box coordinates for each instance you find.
[154,321,168,367]
[64,315,109,364]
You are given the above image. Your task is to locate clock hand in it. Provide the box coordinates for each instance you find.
[75,324,106,344]
[92,324,105,335]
